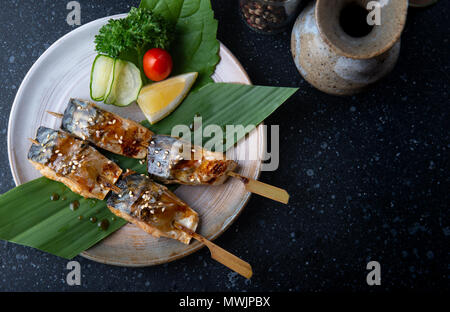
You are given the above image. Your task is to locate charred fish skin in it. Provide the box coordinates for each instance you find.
[107,174,198,244]
[61,98,153,159]
[147,135,238,185]
[27,126,60,165]
[60,98,98,141]
[28,126,122,200]
[147,135,180,181]
[106,174,151,215]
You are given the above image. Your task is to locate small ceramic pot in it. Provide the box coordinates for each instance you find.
[291,0,408,95]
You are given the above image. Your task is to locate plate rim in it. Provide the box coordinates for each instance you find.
[7,14,265,267]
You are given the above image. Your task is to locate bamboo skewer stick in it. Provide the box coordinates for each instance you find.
[28,138,40,145]
[174,222,253,279]
[97,177,122,194]
[227,171,289,204]
[47,111,64,118]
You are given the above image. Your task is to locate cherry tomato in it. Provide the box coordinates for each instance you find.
[142,48,173,82]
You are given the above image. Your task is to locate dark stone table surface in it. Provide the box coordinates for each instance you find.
[0,0,448,292]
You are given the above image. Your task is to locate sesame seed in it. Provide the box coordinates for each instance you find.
[156,162,161,167]
[118,140,123,144]
[150,141,155,145]
[162,208,165,212]
[164,150,169,155]
[155,150,159,154]
[58,153,63,157]
[112,119,116,124]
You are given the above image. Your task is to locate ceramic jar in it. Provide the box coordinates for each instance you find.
[291,0,408,95]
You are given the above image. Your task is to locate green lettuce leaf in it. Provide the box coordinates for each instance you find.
[140,0,220,89]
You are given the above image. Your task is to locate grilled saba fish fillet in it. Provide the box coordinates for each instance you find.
[147,135,237,185]
[106,174,199,244]
[28,127,122,200]
[60,98,153,159]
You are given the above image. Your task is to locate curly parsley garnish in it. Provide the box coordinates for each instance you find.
[94,7,174,59]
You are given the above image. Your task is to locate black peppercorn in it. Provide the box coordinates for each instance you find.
[239,0,303,34]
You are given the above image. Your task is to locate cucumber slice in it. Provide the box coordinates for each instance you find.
[113,61,142,106]
[104,59,123,105]
[104,60,142,106]
[90,55,114,101]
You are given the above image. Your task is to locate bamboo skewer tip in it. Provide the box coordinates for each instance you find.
[228,171,289,204]
[28,138,40,145]
[174,222,253,279]
[47,111,64,118]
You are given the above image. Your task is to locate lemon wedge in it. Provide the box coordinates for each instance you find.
[137,72,198,124]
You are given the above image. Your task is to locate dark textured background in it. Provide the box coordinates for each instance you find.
[0,0,448,292]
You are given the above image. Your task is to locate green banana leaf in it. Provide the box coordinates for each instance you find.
[0,178,127,259]
[0,83,298,259]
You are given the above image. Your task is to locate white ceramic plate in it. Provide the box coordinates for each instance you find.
[7,14,264,266]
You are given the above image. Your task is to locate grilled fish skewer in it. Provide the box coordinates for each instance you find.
[50,99,289,203]
[148,135,289,204]
[147,135,237,186]
[107,174,252,277]
[56,99,153,159]
[106,174,199,244]
[28,127,122,200]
